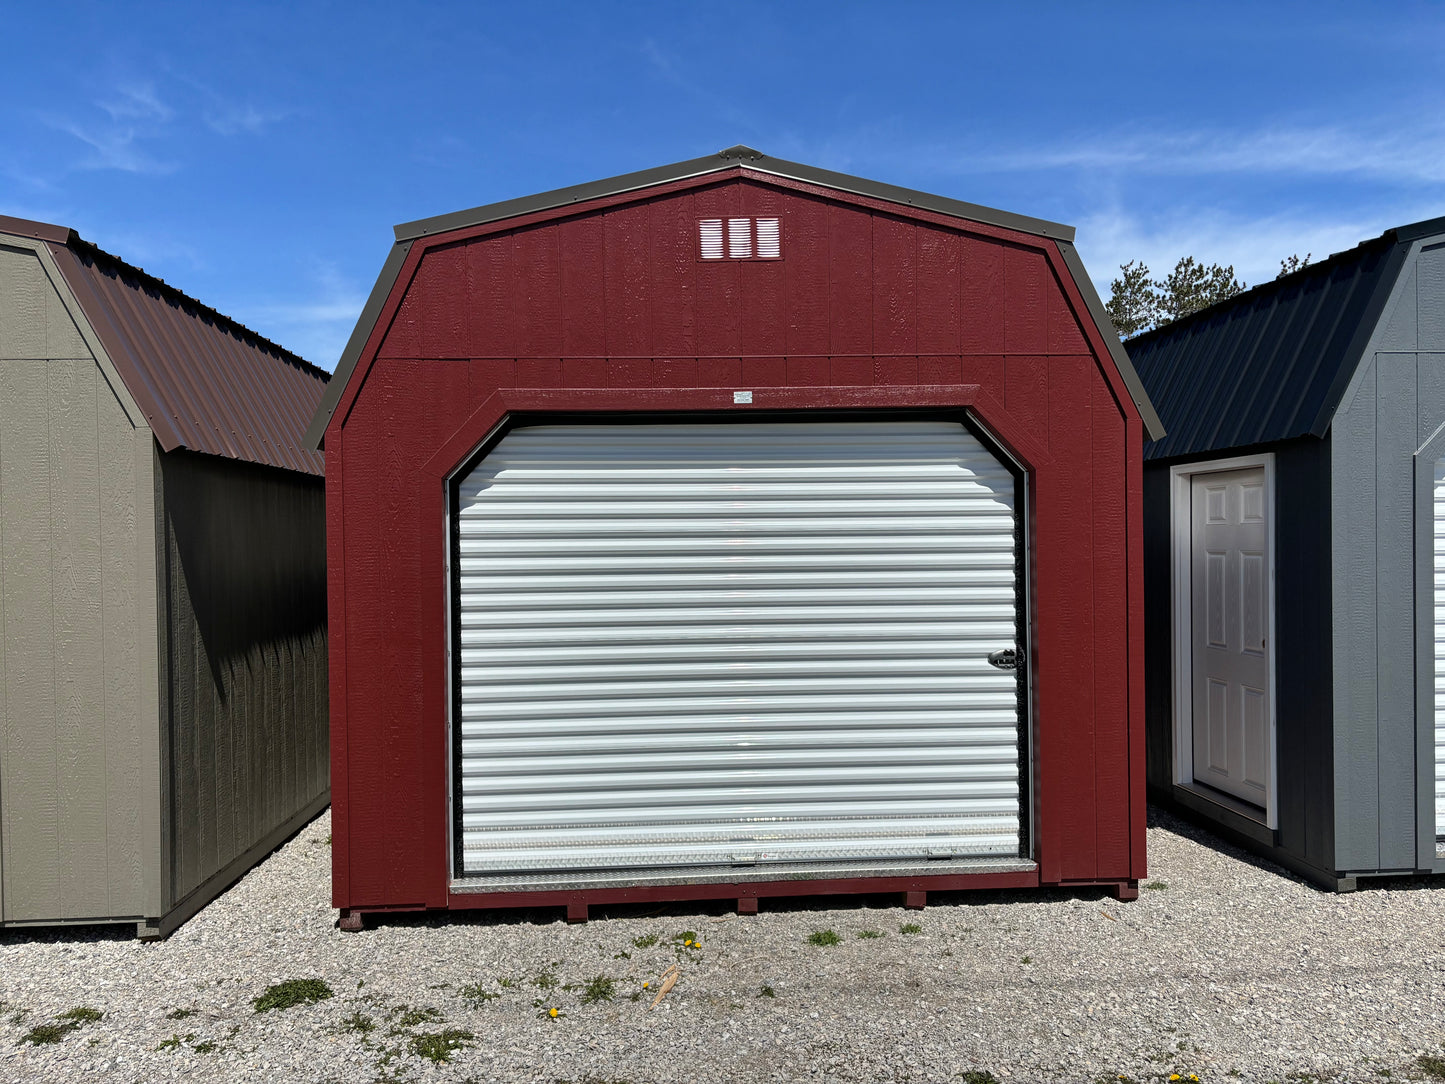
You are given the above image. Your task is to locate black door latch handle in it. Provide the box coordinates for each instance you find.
[987,648,1020,671]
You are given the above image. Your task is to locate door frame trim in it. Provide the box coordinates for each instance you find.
[1169,452,1278,829]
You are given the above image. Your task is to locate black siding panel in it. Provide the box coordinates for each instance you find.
[159,450,329,909]
[1274,437,1335,874]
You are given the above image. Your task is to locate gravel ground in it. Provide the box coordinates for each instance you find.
[2,808,1443,1084]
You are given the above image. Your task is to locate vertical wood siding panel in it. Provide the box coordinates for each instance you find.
[871,216,916,385]
[169,507,199,899]
[786,356,831,386]
[1046,272,1090,355]
[0,361,59,918]
[786,195,830,358]
[694,185,742,372]
[740,191,786,388]
[1420,246,1445,349]
[918,226,963,386]
[1004,247,1048,355]
[604,203,652,362]
[1375,352,1417,868]
[649,192,696,360]
[420,245,469,359]
[1090,374,1130,874]
[0,248,47,359]
[1047,355,1097,879]
[964,356,1007,404]
[1004,357,1049,438]
[655,358,699,387]
[515,226,564,360]
[1141,464,1174,795]
[340,379,395,903]
[380,282,424,360]
[514,358,563,387]
[1331,357,1379,870]
[327,428,351,908]
[559,215,607,361]
[50,359,108,914]
[466,233,517,360]
[917,228,962,357]
[829,204,873,385]
[960,236,1005,355]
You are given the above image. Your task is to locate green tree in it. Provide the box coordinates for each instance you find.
[1105,256,1248,338]
[1277,253,1311,278]
[1104,260,1158,339]
[1156,256,1246,323]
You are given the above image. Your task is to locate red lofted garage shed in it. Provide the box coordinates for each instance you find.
[306,146,1164,926]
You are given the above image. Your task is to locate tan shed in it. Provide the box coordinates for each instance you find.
[0,216,329,937]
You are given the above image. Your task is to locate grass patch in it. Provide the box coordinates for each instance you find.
[20,1022,75,1046]
[165,1008,197,1020]
[807,929,841,947]
[340,1011,375,1034]
[409,1028,474,1063]
[631,933,658,948]
[18,1006,104,1046]
[1146,881,1169,891]
[1020,955,1033,965]
[392,1006,443,1029]
[532,972,559,991]
[253,978,333,1013]
[580,976,615,1004]
[960,1072,1000,1084]
[758,985,776,998]
[192,1039,218,1054]
[156,1033,191,1051]
[459,982,499,1005]
[497,976,517,988]
[1417,1055,1445,1080]
[856,929,884,940]
[899,922,923,935]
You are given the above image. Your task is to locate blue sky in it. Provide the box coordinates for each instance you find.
[3,2,1443,367]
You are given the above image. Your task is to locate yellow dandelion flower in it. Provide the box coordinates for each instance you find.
[1169,1076,1179,1082]
[642,981,649,988]
[548,1007,558,1018]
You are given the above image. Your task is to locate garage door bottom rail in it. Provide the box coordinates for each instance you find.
[337,861,1142,929]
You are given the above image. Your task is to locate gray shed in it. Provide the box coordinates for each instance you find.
[0,216,329,936]
[1132,215,1445,889]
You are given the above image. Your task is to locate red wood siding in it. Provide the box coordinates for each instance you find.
[326,174,1146,913]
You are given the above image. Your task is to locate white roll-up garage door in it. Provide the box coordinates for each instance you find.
[452,420,1027,887]
[1434,457,1445,842]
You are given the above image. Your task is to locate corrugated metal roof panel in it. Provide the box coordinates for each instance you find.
[43,236,326,476]
[1130,230,1405,462]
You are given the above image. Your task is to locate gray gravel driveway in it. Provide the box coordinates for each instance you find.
[2,807,1443,1083]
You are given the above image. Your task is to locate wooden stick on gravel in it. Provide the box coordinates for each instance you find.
[648,965,680,1010]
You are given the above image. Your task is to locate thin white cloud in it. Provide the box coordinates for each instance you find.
[242,263,368,369]
[204,103,292,136]
[46,82,177,174]
[1072,202,1443,294]
[955,122,1445,186]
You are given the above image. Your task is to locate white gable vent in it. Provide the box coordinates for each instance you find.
[755,217,781,258]
[698,217,782,260]
[698,219,724,260]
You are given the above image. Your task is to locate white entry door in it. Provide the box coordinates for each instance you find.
[1190,466,1272,808]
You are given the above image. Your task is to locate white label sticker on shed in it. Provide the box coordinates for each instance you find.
[733,390,753,403]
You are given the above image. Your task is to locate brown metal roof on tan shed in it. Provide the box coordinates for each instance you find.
[0,214,326,475]
[0,218,329,937]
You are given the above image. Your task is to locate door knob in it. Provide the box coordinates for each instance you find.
[988,648,1020,671]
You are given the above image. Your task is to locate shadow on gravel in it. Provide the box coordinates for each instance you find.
[1147,801,1445,896]
[0,923,137,947]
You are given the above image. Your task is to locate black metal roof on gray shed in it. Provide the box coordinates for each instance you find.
[1129,216,1445,462]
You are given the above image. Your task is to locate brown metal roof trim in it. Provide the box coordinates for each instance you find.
[305,146,1162,447]
[0,215,328,476]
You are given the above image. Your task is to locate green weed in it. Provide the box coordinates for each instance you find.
[631,934,658,949]
[856,930,884,940]
[807,929,841,947]
[409,1028,474,1063]
[899,923,923,935]
[580,976,615,1004]
[253,978,334,1013]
